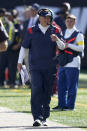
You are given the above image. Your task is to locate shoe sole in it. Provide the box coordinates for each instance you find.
[33,121,41,126]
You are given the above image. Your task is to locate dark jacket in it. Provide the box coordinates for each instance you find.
[22,25,61,70]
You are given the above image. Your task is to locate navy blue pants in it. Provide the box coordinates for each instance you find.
[57,67,79,109]
[30,69,54,121]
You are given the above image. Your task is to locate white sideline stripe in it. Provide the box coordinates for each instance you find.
[0,107,85,131]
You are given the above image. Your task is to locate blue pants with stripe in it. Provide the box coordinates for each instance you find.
[57,67,79,109]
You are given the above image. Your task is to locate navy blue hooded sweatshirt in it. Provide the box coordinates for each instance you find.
[22,25,61,70]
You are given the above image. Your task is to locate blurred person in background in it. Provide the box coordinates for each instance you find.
[0,19,8,87]
[5,9,22,87]
[22,6,32,38]
[0,8,7,24]
[54,2,71,32]
[0,8,15,86]
[17,8,64,126]
[27,3,40,28]
[52,2,71,95]
[52,14,84,111]
[0,19,8,52]
[22,3,40,84]
[0,9,22,87]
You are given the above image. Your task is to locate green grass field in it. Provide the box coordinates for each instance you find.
[0,72,87,129]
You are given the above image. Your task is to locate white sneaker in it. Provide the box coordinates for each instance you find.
[42,121,48,126]
[33,119,42,126]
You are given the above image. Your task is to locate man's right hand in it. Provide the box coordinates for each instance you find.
[17,63,22,73]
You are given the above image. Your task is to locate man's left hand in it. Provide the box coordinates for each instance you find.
[50,34,59,42]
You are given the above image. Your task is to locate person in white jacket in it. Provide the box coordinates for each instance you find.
[51,14,84,111]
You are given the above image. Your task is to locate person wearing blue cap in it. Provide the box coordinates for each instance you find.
[17,8,65,126]
[23,3,40,35]
[23,3,40,80]
[32,3,40,11]
[27,3,40,28]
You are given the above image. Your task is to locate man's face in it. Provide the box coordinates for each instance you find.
[65,18,76,29]
[31,8,38,17]
[39,16,51,27]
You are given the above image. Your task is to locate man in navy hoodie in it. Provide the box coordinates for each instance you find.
[17,8,65,126]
